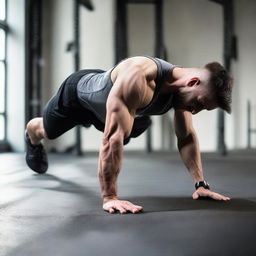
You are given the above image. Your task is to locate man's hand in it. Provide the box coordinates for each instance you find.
[192,187,230,201]
[103,199,143,214]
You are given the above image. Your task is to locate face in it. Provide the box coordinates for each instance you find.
[173,84,218,115]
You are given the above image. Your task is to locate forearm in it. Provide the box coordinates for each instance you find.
[177,133,204,182]
[98,138,123,202]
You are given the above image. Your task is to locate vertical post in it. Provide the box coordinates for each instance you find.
[152,0,166,153]
[154,0,164,58]
[217,0,234,156]
[34,0,42,117]
[25,0,42,123]
[146,126,152,153]
[247,100,251,149]
[74,0,82,156]
[25,0,30,124]
[217,111,226,155]
[115,0,128,63]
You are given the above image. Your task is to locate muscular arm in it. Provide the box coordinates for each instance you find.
[174,110,203,182]
[98,66,147,213]
[174,110,230,201]
[98,96,133,201]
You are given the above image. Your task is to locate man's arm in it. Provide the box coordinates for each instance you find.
[98,67,147,214]
[174,110,230,201]
[98,95,132,201]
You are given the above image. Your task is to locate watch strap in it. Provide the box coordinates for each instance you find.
[195,180,210,190]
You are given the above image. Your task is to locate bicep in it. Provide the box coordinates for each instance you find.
[103,65,147,141]
[174,110,195,139]
[104,92,134,142]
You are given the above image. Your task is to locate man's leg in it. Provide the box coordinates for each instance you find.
[25,69,95,173]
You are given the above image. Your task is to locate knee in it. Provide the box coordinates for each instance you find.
[26,118,40,132]
[26,118,47,138]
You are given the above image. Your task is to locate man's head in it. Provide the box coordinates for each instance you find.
[173,62,233,115]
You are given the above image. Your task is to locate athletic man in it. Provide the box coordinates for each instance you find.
[25,56,233,214]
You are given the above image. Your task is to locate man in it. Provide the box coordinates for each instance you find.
[25,56,233,214]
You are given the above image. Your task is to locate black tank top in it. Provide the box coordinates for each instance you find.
[77,56,176,123]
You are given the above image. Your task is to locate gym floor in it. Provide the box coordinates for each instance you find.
[0,151,256,256]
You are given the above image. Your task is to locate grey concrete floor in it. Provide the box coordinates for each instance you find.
[0,151,256,256]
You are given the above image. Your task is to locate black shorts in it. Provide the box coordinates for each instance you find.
[43,69,105,140]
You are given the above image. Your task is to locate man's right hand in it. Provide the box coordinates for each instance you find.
[103,199,143,214]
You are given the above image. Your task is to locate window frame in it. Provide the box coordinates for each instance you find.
[0,0,8,143]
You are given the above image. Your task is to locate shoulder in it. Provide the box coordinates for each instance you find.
[109,57,157,111]
[111,56,157,83]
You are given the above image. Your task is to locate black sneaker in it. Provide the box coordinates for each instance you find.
[25,131,48,174]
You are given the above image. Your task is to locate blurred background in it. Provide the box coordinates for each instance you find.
[0,0,255,155]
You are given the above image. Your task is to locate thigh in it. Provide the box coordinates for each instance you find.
[43,95,79,140]
[43,93,102,140]
[43,69,107,139]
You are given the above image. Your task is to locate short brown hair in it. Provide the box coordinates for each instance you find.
[204,62,233,113]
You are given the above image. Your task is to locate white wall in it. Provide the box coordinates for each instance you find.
[6,0,26,151]
[80,0,115,151]
[41,0,256,152]
[42,0,74,152]
[125,0,223,151]
[126,4,176,151]
[163,0,223,151]
[125,0,256,151]
[126,4,156,150]
[233,0,256,148]
[162,0,256,151]
[42,0,115,152]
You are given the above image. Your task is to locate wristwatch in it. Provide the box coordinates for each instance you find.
[195,180,210,190]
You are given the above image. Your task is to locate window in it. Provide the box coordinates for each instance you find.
[0,0,7,141]
[0,0,6,21]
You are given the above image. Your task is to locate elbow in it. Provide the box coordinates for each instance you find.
[102,132,124,153]
[108,136,123,151]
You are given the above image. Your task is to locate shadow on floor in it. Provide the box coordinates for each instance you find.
[17,174,256,213]
[125,196,256,213]
[23,173,99,197]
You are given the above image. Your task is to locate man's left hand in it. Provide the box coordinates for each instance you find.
[192,187,230,201]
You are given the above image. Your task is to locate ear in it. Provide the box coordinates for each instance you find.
[187,77,200,87]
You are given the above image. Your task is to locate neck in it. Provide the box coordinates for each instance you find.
[163,67,204,93]
[162,67,188,93]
